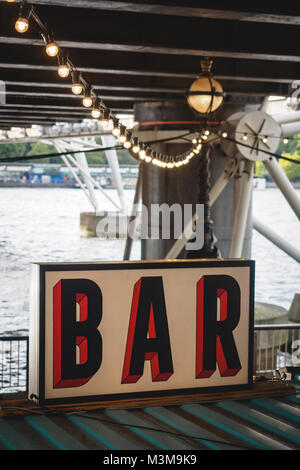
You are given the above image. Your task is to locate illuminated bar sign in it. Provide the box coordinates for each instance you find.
[29,259,254,405]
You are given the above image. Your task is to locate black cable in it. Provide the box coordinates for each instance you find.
[0,145,123,164]
[224,136,300,165]
[30,406,252,450]
[0,134,196,165]
[65,411,253,450]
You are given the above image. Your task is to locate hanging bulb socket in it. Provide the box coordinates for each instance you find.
[91,97,101,119]
[57,54,70,78]
[112,117,120,137]
[15,2,32,34]
[123,131,132,149]
[82,85,93,108]
[45,37,59,57]
[71,71,83,95]
[132,137,141,154]
[100,108,111,127]
[118,125,127,144]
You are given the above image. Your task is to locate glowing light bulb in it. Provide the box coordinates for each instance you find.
[118,125,127,143]
[222,131,228,138]
[139,149,146,160]
[72,83,83,95]
[242,134,248,141]
[58,64,70,78]
[262,136,268,144]
[46,42,59,57]
[112,118,120,136]
[15,17,29,33]
[204,130,210,136]
[124,140,132,149]
[133,144,140,154]
[100,110,110,128]
[82,87,93,108]
[192,138,197,144]
[112,127,120,137]
[91,107,101,119]
[83,96,93,108]
[283,138,289,144]
[119,134,127,144]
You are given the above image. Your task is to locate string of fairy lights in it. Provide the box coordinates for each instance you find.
[5,0,211,169]
[4,0,298,169]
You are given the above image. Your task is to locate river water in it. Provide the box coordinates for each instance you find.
[0,186,299,336]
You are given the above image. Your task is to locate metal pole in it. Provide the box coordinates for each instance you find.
[53,140,96,209]
[273,111,300,125]
[281,121,300,137]
[165,159,237,260]
[253,217,300,263]
[264,157,300,220]
[62,155,94,206]
[59,139,121,211]
[74,151,100,212]
[66,153,120,211]
[123,164,143,261]
[101,135,127,214]
[229,159,254,258]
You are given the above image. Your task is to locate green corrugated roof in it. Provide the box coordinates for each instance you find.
[0,386,299,450]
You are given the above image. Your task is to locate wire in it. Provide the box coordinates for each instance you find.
[64,411,253,450]
[0,134,197,165]
[224,136,300,165]
[4,403,251,450]
[7,1,199,168]
[0,145,122,164]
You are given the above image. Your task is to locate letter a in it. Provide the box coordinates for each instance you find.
[122,277,173,384]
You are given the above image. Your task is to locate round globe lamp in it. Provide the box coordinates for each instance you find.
[187,58,224,115]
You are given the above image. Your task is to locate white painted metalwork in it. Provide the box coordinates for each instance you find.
[264,157,300,220]
[101,134,127,214]
[229,160,254,258]
[43,137,121,211]
[165,158,240,260]
[253,218,300,263]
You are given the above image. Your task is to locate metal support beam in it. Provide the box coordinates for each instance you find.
[229,160,254,258]
[281,121,300,137]
[123,164,143,261]
[264,157,300,220]
[52,140,96,209]
[273,111,300,125]
[165,159,238,260]
[253,217,300,263]
[74,151,100,212]
[64,152,120,211]
[101,135,127,214]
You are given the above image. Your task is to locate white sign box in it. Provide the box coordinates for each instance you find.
[29,259,255,405]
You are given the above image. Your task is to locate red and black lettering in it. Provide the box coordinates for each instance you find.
[122,277,174,384]
[53,279,102,388]
[196,275,242,379]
